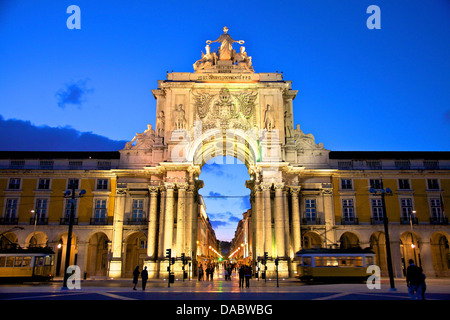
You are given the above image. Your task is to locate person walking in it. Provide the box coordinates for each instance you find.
[132,265,140,290]
[406,259,423,300]
[244,264,251,288]
[141,266,148,291]
[238,265,245,288]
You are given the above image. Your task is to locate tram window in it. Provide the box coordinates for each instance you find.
[6,257,14,267]
[14,256,23,267]
[302,257,311,266]
[326,257,338,267]
[355,257,363,267]
[44,255,53,266]
[36,257,44,266]
[315,257,324,267]
[23,256,31,267]
[366,256,374,266]
[0,257,5,267]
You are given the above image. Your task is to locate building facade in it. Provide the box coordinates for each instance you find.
[0,28,449,279]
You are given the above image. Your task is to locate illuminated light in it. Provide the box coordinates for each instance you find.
[411,244,416,249]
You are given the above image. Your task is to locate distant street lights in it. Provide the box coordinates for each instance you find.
[369,179,396,291]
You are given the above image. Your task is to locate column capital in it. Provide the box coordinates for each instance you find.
[274,182,285,190]
[289,186,301,195]
[164,182,176,190]
[261,182,273,191]
[148,186,160,194]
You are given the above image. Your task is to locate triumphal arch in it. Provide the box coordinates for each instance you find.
[113,27,331,278]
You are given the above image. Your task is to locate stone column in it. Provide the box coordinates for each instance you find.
[262,182,272,257]
[164,183,175,253]
[274,183,285,258]
[109,187,127,278]
[147,186,159,259]
[290,186,301,254]
[419,240,434,277]
[255,184,264,259]
[176,183,187,257]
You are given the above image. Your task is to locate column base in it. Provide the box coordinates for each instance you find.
[108,259,122,279]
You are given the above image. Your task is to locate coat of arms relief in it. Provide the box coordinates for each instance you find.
[192,88,258,132]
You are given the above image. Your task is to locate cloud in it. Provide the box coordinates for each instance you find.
[55,78,94,109]
[208,191,224,198]
[0,115,127,151]
[210,220,229,229]
[240,196,251,210]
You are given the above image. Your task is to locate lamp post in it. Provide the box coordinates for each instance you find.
[370,179,396,291]
[62,185,85,289]
[31,209,37,247]
[410,210,418,265]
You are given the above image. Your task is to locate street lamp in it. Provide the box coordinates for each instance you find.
[370,179,396,291]
[410,210,418,265]
[31,209,37,247]
[62,186,85,289]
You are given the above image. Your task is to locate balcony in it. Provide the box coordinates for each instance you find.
[0,217,19,225]
[30,217,48,225]
[301,217,323,225]
[90,217,113,225]
[400,216,419,225]
[340,217,359,225]
[430,217,449,225]
[370,217,384,225]
[125,217,147,225]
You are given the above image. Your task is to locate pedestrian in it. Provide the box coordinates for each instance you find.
[132,265,140,290]
[406,259,423,300]
[244,265,251,288]
[239,265,245,288]
[421,270,427,300]
[210,265,214,280]
[198,265,203,281]
[141,266,148,290]
[224,268,229,281]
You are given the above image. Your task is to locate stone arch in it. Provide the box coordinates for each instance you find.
[53,232,78,277]
[339,231,361,250]
[400,231,422,273]
[370,231,387,275]
[0,232,19,250]
[188,128,259,168]
[430,231,450,277]
[302,231,323,249]
[123,231,147,278]
[26,231,48,248]
[86,232,110,278]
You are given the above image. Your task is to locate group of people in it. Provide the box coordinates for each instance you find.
[238,264,253,288]
[132,265,148,291]
[198,263,216,281]
[406,259,427,300]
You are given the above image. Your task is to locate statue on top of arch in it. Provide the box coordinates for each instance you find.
[193,26,254,73]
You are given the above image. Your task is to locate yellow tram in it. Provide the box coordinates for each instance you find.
[295,248,376,282]
[0,247,55,281]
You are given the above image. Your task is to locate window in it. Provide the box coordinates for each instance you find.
[424,160,439,170]
[94,199,107,219]
[342,199,355,220]
[38,178,50,190]
[338,161,353,170]
[369,179,382,190]
[64,199,78,219]
[305,199,316,219]
[8,178,21,190]
[132,199,144,221]
[96,179,108,190]
[97,161,111,169]
[340,179,352,190]
[430,198,442,219]
[398,179,410,190]
[69,161,83,170]
[35,199,48,219]
[4,199,18,219]
[366,161,382,170]
[39,160,54,170]
[427,179,439,190]
[395,160,410,170]
[9,160,25,169]
[67,178,79,190]
[400,198,413,218]
[371,199,383,222]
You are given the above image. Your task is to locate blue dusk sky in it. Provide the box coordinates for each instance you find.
[0,0,449,241]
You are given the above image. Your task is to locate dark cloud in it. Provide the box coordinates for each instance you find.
[201,162,224,176]
[229,216,241,223]
[210,220,229,229]
[55,79,94,109]
[0,115,127,151]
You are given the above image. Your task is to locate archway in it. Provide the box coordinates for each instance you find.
[339,232,360,250]
[370,231,387,275]
[0,232,19,250]
[400,231,422,275]
[86,232,110,278]
[431,232,450,277]
[54,233,78,277]
[302,231,323,249]
[124,232,147,278]
[27,231,48,248]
